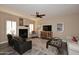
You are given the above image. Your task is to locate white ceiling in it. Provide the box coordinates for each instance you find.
[0,4,79,20]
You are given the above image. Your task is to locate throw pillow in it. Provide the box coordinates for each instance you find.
[72,36,77,42]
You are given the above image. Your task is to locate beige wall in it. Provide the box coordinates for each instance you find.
[36,14,79,39]
[0,11,79,42]
[0,12,35,43]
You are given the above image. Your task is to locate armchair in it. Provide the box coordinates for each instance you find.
[30,31,38,38]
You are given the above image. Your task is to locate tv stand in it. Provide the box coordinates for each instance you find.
[40,31,53,40]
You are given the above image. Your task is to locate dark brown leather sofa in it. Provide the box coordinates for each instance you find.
[7,34,32,54]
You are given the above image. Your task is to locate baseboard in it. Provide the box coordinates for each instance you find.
[0,41,8,44]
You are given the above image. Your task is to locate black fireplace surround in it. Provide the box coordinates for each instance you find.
[19,29,28,38]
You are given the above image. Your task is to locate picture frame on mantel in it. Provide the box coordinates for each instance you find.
[19,18,23,26]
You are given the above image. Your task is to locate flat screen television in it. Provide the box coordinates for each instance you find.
[43,25,52,31]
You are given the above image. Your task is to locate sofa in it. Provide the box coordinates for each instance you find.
[67,39,79,55]
[67,41,79,55]
[66,36,79,55]
[7,34,32,54]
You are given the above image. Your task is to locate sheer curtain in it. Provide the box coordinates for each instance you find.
[6,20,16,35]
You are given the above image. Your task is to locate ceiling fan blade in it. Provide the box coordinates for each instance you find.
[40,14,45,16]
[31,12,45,18]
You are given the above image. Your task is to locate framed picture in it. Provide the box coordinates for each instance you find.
[19,18,23,26]
[57,23,64,32]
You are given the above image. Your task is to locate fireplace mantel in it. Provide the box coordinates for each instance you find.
[18,26,29,29]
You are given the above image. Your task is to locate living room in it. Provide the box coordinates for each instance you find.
[0,4,79,55]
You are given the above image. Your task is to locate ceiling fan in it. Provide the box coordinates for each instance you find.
[32,12,45,18]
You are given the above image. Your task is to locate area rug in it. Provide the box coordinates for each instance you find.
[0,38,68,55]
[0,43,57,55]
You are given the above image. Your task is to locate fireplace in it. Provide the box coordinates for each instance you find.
[19,29,28,38]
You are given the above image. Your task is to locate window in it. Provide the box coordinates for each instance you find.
[29,24,33,33]
[6,20,16,35]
